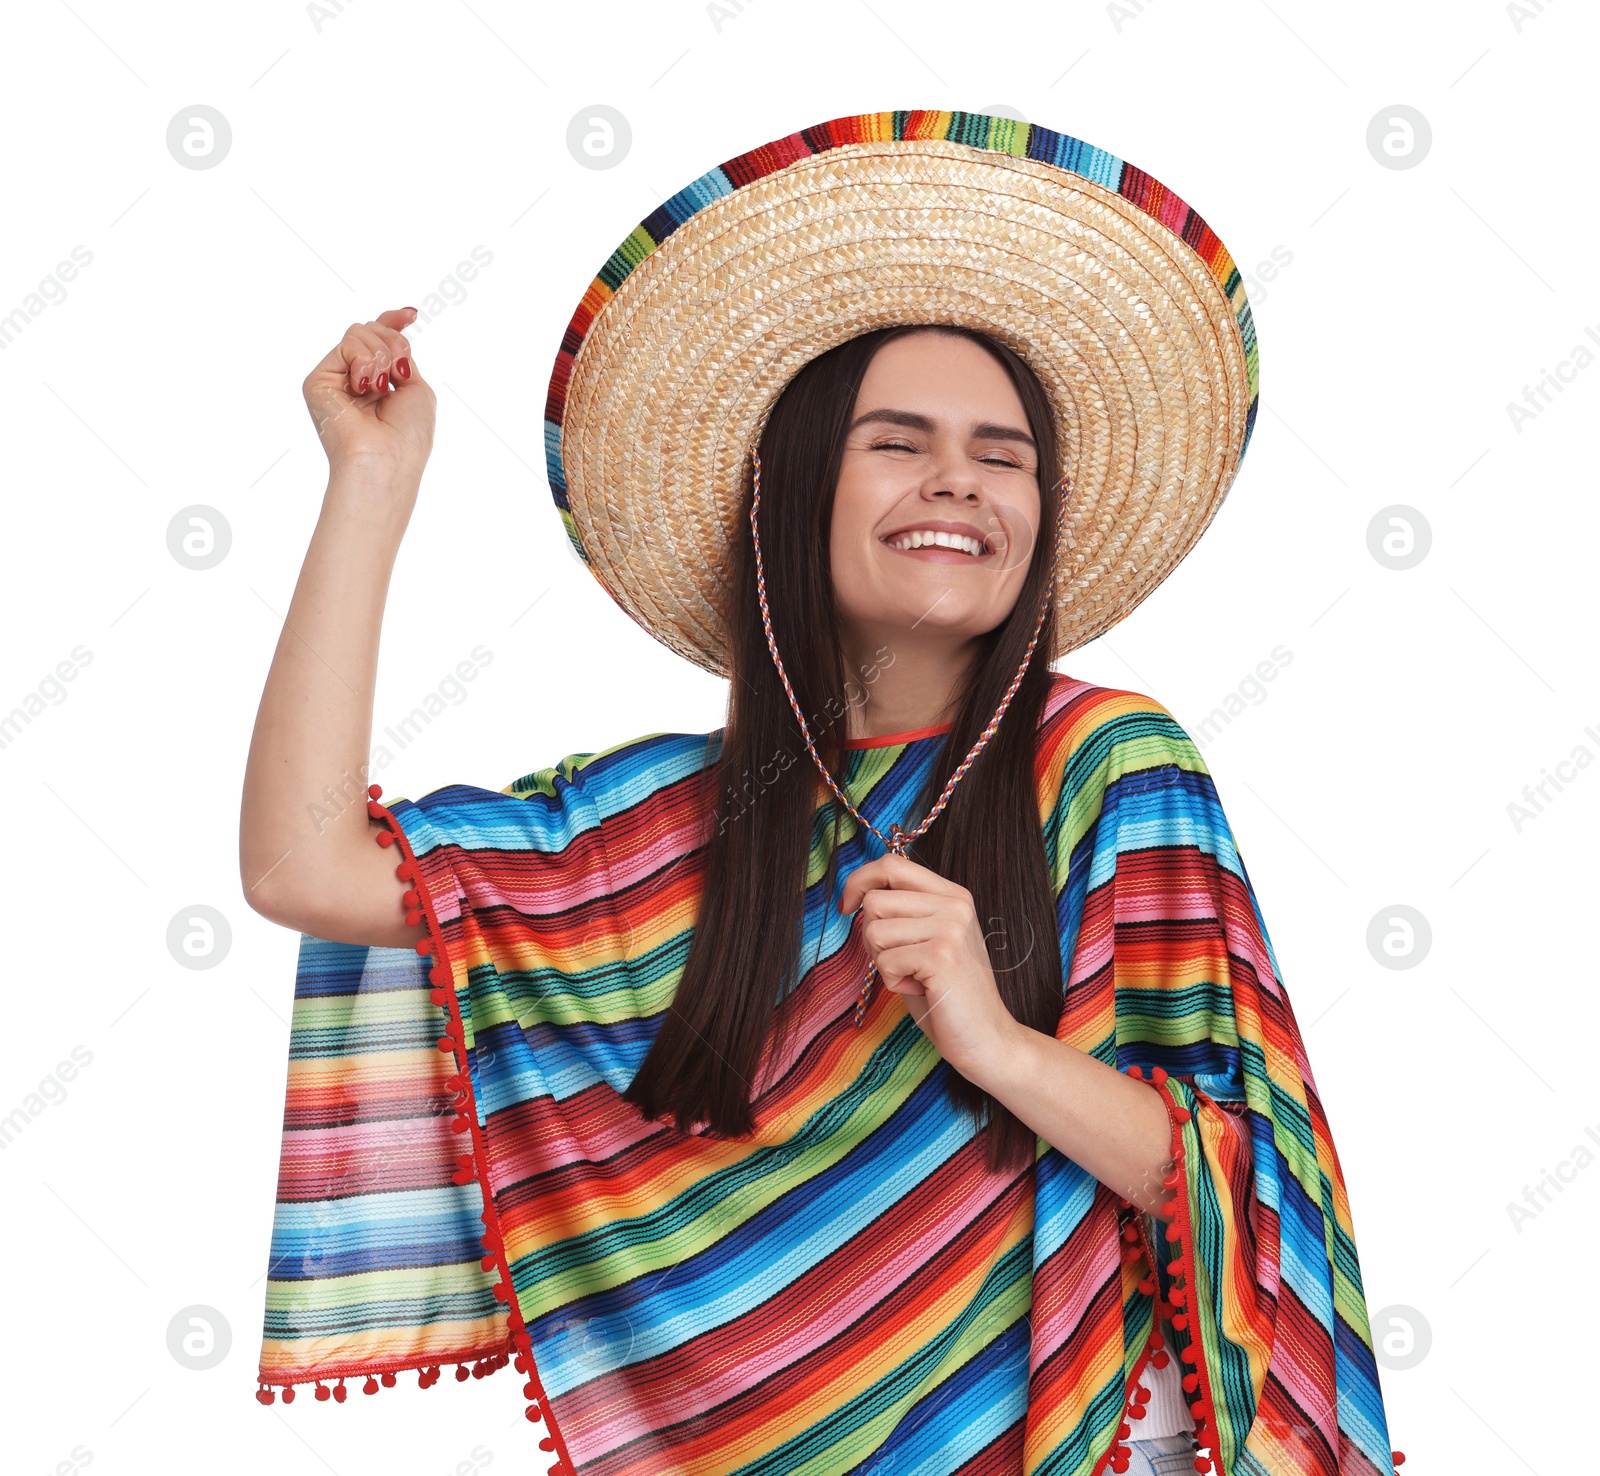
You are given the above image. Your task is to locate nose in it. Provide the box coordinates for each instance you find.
[920,445,983,503]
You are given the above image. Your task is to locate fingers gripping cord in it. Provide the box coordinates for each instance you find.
[253,786,577,1476]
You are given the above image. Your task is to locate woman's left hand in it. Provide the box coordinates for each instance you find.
[838,853,1019,1078]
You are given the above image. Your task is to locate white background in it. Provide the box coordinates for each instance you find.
[2,1,1595,1472]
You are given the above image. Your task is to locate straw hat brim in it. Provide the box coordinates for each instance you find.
[544,111,1259,677]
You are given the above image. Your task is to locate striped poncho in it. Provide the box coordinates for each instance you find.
[255,673,1402,1476]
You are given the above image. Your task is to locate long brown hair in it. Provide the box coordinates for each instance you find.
[620,324,1067,1176]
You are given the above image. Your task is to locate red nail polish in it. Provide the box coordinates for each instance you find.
[357,375,370,393]
[395,357,410,380]
[376,372,389,392]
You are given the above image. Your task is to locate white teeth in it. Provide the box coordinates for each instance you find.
[886,530,986,556]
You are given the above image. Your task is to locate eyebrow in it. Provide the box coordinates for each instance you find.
[848,406,1037,450]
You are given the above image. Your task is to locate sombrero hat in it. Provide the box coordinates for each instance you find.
[543,109,1259,677]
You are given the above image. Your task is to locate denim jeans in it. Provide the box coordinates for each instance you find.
[1123,1433,1201,1473]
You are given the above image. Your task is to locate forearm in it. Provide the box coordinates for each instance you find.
[968,1020,1175,1215]
[239,467,413,912]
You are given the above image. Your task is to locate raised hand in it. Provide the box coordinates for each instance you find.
[301,306,436,485]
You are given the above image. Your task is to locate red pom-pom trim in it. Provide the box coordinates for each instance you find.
[1153,1073,1228,1476]
[1095,1067,1233,1476]
[255,1342,530,1412]
[1102,1167,1181,1468]
[350,792,574,1475]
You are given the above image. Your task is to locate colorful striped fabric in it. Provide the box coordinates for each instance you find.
[543,109,1261,582]
[255,675,1402,1476]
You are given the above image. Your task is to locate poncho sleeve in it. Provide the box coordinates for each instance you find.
[254,734,698,1432]
[1071,696,1402,1476]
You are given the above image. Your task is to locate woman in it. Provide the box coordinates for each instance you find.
[242,113,1403,1476]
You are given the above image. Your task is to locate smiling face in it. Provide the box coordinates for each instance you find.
[829,330,1044,666]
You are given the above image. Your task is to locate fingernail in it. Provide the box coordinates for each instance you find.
[376,371,389,392]
[403,306,417,313]
[357,375,370,393]
[395,357,411,380]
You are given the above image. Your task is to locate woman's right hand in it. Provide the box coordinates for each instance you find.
[302,307,436,484]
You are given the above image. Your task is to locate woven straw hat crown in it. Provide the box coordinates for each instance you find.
[544,110,1259,677]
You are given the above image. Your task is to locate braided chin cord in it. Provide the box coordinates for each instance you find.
[746,444,1069,1027]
